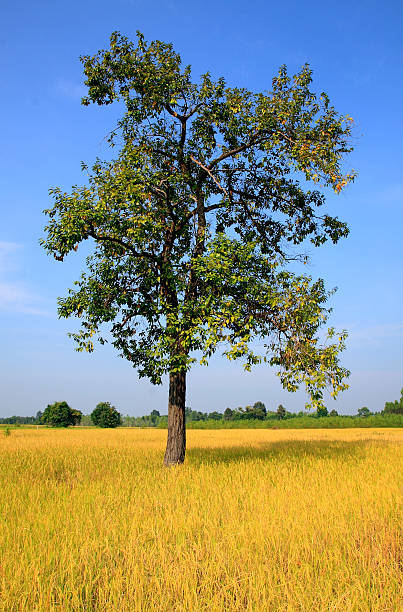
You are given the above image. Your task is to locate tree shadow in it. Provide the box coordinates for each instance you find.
[187,438,378,467]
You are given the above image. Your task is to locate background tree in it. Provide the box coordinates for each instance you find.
[41,31,354,465]
[91,402,122,428]
[252,401,267,420]
[237,405,256,420]
[150,409,160,424]
[223,408,234,421]
[209,411,223,421]
[185,407,208,422]
[357,406,371,418]
[383,388,403,415]
[80,414,94,426]
[276,404,286,420]
[316,406,328,417]
[42,402,82,427]
[329,409,338,417]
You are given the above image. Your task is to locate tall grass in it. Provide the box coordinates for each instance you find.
[0,428,401,611]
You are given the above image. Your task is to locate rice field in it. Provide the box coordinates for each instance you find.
[0,427,402,611]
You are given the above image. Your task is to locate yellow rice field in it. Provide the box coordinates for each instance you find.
[0,427,402,611]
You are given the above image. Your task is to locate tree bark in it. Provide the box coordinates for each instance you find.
[163,370,186,466]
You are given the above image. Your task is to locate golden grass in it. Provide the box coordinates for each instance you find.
[0,428,401,611]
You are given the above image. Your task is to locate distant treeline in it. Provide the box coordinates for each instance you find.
[117,393,403,428]
[0,415,40,425]
[184,413,403,429]
[1,388,402,427]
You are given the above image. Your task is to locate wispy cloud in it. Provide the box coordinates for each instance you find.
[0,242,52,317]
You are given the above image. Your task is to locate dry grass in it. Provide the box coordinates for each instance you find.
[0,427,402,611]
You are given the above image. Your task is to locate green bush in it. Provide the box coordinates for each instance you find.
[41,402,82,427]
[91,402,122,428]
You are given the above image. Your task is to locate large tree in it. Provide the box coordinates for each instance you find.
[41,32,355,465]
[41,402,82,428]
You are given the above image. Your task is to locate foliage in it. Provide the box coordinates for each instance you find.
[79,414,94,426]
[41,402,82,427]
[357,406,371,418]
[276,404,286,420]
[208,411,223,421]
[224,408,234,421]
[91,402,122,428]
[316,405,328,417]
[0,415,39,425]
[329,409,338,417]
[121,414,162,427]
[252,401,267,419]
[185,407,208,422]
[228,403,267,420]
[41,31,355,413]
[383,388,403,415]
[185,413,403,429]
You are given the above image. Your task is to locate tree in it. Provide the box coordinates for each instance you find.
[316,406,328,417]
[237,405,256,420]
[223,408,234,421]
[42,402,82,427]
[383,388,403,415]
[185,407,207,421]
[91,402,122,428]
[41,32,354,465]
[252,401,267,420]
[329,409,338,417]
[150,409,160,424]
[276,404,286,420]
[209,411,223,420]
[357,406,371,417]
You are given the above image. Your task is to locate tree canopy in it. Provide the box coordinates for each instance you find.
[383,388,403,415]
[41,402,82,428]
[41,31,355,464]
[91,402,122,428]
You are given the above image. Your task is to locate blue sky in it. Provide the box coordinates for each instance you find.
[1,0,402,416]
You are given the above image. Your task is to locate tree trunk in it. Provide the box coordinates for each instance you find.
[163,370,186,466]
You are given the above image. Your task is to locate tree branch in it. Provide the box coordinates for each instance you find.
[208,131,267,169]
[190,155,229,199]
[88,223,157,261]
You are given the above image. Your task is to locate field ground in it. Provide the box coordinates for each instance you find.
[0,428,402,611]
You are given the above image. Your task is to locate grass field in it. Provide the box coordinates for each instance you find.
[0,428,401,611]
